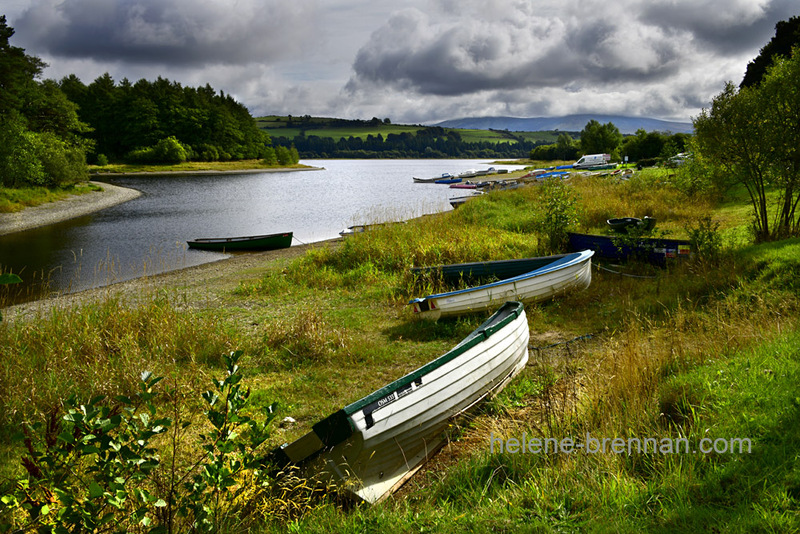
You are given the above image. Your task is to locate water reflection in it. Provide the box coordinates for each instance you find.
[0,159,525,304]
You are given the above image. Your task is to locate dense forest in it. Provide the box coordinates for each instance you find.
[0,15,291,190]
[270,126,541,159]
[0,16,89,188]
[58,74,276,164]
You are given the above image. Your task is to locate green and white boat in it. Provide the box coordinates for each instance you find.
[410,250,594,321]
[269,301,530,503]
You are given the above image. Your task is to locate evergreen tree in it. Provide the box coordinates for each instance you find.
[741,16,800,88]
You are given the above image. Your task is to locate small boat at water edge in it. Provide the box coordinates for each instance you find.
[409,250,594,320]
[413,173,454,183]
[186,231,293,251]
[269,301,530,503]
[568,232,690,265]
[449,192,483,208]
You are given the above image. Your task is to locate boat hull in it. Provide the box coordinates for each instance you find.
[271,301,530,503]
[409,250,594,320]
[187,231,293,251]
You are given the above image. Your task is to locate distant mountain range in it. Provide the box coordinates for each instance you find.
[435,114,693,135]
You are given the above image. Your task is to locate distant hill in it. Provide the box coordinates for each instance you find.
[435,114,693,135]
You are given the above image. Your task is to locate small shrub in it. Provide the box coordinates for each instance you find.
[539,177,580,252]
[686,216,722,265]
[0,352,277,533]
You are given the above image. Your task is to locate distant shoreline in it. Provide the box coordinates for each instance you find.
[90,165,323,177]
[0,166,323,236]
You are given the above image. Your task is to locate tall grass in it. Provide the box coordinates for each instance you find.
[572,170,716,234]
[0,295,234,431]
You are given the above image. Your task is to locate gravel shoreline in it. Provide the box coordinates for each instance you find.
[0,181,142,236]
[3,237,342,322]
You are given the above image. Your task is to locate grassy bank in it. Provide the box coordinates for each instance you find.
[0,182,102,213]
[0,161,312,213]
[1,168,798,531]
[88,159,314,175]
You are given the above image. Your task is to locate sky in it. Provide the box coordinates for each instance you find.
[3,0,798,124]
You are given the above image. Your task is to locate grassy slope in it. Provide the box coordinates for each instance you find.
[257,115,559,145]
[1,168,799,531]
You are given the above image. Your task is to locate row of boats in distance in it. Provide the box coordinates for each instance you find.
[413,155,635,210]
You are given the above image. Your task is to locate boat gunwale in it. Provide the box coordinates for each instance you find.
[344,300,524,414]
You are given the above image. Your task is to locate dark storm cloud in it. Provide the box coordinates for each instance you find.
[346,4,690,97]
[641,0,798,54]
[347,0,797,99]
[13,0,318,66]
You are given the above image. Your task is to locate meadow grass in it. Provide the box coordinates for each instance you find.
[0,182,102,213]
[2,168,799,531]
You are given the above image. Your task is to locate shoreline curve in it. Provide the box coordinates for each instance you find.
[0,181,142,236]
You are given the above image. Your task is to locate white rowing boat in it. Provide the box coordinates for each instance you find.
[269,301,530,503]
[409,250,594,320]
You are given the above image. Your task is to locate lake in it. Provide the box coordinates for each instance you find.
[0,159,525,303]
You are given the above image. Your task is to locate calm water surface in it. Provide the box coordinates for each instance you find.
[0,159,524,302]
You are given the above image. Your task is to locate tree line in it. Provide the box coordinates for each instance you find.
[0,16,89,188]
[530,123,690,164]
[0,16,292,190]
[58,74,275,165]
[271,128,540,159]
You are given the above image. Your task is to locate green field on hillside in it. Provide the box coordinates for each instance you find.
[257,115,564,145]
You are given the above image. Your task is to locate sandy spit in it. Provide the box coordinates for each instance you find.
[0,181,142,236]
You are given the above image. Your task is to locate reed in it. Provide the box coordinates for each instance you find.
[0,295,234,433]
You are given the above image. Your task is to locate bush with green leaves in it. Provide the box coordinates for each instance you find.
[539,177,581,252]
[0,351,277,533]
[126,137,190,164]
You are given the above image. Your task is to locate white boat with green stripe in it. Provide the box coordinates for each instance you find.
[269,301,530,503]
[409,250,594,321]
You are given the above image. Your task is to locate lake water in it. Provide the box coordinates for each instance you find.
[0,159,525,303]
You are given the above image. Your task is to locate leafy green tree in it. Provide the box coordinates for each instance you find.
[555,132,579,160]
[694,48,800,241]
[579,120,622,157]
[0,17,87,188]
[0,114,45,187]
